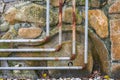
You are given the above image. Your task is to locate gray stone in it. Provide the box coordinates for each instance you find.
[21,23,31,28]
[14,23,31,31]
[0,0,5,13]
[14,23,21,31]
[0,22,9,32]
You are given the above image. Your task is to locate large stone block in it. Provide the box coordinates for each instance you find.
[87,9,108,38]
[111,44,120,60]
[110,19,120,35]
[89,29,110,74]
[109,0,120,14]
[47,41,93,78]
[110,19,120,60]
[111,34,120,44]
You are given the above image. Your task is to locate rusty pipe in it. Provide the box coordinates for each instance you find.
[71,0,76,60]
[58,0,62,46]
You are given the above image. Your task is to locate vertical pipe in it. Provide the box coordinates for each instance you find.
[58,0,62,45]
[46,0,50,37]
[84,0,89,64]
[72,0,76,57]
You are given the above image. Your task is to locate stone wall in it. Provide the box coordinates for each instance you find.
[109,0,120,79]
[0,0,120,79]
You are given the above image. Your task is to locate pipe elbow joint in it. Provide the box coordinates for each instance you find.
[44,36,50,42]
[70,54,76,60]
[55,45,62,52]
[82,64,87,70]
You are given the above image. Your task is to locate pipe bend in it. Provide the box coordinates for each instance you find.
[44,36,50,42]
[82,64,87,70]
[55,45,62,52]
[70,54,76,60]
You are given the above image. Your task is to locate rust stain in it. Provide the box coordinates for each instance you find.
[55,57,59,61]
[58,0,62,28]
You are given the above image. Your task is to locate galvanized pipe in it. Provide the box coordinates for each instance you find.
[0,66,83,70]
[0,48,56,52]
[84,0,89,64]
[46,0,50,37]
[0,57,70,60]
[0,39,44,43]
[58,0,62,45]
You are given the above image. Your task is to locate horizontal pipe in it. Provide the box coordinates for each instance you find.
[0,48,56,52]
[0,57,70,60]
[0,39,45,43]
[0,66,83,70]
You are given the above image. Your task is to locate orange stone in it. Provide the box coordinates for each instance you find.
[111,44,120,60]
[88,9,108,38]
[111,34,120,44]
[18,27,42,39]
[110,19,120,35]
[109,1,120,14]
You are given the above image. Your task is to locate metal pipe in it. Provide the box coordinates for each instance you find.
[0,66,83,70]
[84,0,89,64]
[46,0,50,37]
[0,39,44,43]
[0,48,56,52]
[0,57,70,60]
[71,0,76,60]
[58,0,62,45]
